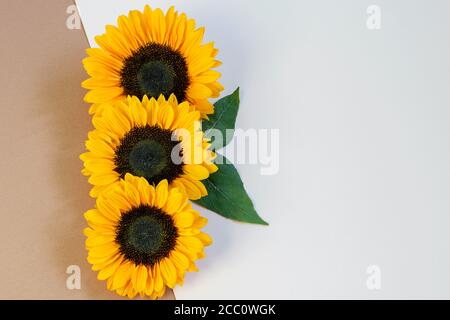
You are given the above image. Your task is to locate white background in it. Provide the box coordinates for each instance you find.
[76,0,450,299]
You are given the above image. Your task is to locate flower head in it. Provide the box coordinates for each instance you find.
[84,174,212,299]
[82,5,223,118]
[80,94,217,200]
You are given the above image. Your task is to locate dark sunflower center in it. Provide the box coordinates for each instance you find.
[128,139,167,179]
[120,43,190,101]
[137,61,175,98]
[114,125,184,184]
[115,205,178,266]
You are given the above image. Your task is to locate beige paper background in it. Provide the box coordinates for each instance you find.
[0,0,174,299]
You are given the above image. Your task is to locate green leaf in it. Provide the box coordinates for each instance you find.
[194,154,268,225]
[203,87,240,150]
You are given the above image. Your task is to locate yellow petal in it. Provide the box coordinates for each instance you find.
[88,242,119,258]
[112,262,133,289]
[159,259,177,288]
[171,179,187,197]
[97,255,123,280]
[91,252,120,270]
[192,215,208,229]
[179,236,204,252]
[107,190,132,213]
[82,77,120,89]
[192,70,221,83]
[86,234,115,247]
[124,179,141,208]
[183,164,209,180]
[187,83,212,100]
[155,180,169,208]
[84,209,111,226]
[129,97,148,126]
[153,263,164,292]
[158,103,175,129]
[174,211,195,229]
[145,266,155,296]
[164,188,186,214]
[88,173,118,186]
[84,87,123,104]
[170,250,190,271]
[187,178,208,197]
[188,262,199,272]
[197,232,213,246]
[132,265,148,293]
[177,177,202,200]
[86,139,115,158]
[96,197,121,221]
[175,243,197,261]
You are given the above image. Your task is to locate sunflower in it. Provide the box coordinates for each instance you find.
[80,94,217,200]
[82,5,223,118]
[84,174,212,299]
